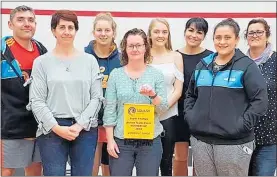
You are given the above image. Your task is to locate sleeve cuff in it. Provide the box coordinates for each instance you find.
[39,119,58,135]
[75,116,98,131]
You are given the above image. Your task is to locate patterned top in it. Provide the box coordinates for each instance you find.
[103,66,168,139]
[255,52,276,146]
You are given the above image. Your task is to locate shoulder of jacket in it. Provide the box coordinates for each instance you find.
[32,39,48,54]
[1,36,13,54]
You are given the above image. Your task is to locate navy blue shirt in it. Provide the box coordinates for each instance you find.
[85,41,121,124]
[255,52,276,146]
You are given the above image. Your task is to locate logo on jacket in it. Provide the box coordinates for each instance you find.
[224,77,236,82]
[100,66,105,73]
[99,66,108,88]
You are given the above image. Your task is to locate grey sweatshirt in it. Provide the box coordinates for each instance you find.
[29,51,103,137]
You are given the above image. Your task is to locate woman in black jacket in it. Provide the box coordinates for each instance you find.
[245,18,276,176]
[184,18,268,176]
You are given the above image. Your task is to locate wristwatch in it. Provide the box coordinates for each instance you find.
[149,93,158,99]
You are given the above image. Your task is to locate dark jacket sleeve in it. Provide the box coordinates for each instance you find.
[34,40,48,55]
[242,62,268,131]
[184,70,198,116]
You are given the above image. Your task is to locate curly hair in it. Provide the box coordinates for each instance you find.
[120,28,152,66]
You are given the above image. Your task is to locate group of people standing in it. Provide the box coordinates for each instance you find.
[1,5,276,176]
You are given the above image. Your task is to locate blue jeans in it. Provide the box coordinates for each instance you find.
[249,144,277,176]
[37,118,98,176]
[109,136,163,176]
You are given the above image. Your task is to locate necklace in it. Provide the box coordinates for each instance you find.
[59,59,72,72]
[53,48,78,72]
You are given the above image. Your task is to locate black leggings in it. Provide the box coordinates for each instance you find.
[101,143,109,165]
[160,117,176,176]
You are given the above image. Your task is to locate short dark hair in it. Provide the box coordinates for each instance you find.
[185,17,209,36]
[10,5,35,21]
[51,10,79,31]
[213,18,240,38]
[244,18,271,39]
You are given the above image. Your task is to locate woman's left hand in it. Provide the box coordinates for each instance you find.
[69,123,83,135]
[139,84,156,97]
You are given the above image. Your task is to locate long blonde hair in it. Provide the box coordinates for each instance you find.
[147,18,173,51]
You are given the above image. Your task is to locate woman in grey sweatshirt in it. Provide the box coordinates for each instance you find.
[29,10,103,176]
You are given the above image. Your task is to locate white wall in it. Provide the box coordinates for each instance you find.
[2,2,276,176]
[2,2,276,53]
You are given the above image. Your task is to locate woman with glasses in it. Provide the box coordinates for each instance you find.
[84,12,121,176]
[245,18,276,176]
[147,18,183,176]
[103,28,168,176]
[185,18,268,176]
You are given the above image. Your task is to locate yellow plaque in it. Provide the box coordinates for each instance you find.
[124,103,155,140]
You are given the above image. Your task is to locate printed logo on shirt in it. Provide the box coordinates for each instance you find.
[99,66,109,88]
[100,66,106,73]
[223,77,236,82]
[1,60,23,79]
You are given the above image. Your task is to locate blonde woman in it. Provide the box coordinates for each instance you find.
[147,18,183,176]
[84,12,121,176]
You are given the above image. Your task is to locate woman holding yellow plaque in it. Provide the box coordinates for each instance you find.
[147,18,184,176]
[103,28,168,176]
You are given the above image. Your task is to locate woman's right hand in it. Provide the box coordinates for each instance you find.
[107,138,120,158]
[52,125,79,141]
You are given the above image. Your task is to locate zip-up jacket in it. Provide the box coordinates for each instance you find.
[184,49,268,145]
[84,41,121,125]
[1,36,47,139]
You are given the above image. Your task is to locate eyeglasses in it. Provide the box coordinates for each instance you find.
[247,30,265,37]
[127,44,145,50]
